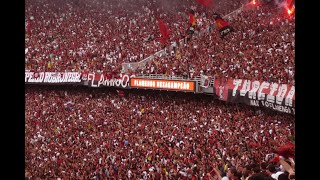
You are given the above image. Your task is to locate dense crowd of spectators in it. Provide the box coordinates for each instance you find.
[25,0,294,86]
[25,85,295,179]
[25,0,295,179]
[25,0,245,73]
[139,2,294,85]
[25,0,257,73]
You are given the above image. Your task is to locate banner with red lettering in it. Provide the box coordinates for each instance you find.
[213,78,295,114]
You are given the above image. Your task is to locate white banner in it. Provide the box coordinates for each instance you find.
[25,72,82,83]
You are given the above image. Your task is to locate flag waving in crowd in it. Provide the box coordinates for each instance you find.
[157,18,170,44]
[213,13,233,38]
[215,18,229,30]
[189,10,197,27]
[187,10,197,36]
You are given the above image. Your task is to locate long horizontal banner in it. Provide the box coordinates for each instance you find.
[213,78,295,114]
[130,78,195,92]
[25,72,195,92]
[25,72,294,114]
[25,72,81,83]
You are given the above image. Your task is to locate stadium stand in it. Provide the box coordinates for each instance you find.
[25,0,295,179]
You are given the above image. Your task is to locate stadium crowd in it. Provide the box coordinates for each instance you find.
[25,85,295,179]
[25,0,245,73]
[139,2,295,85]
[25,0,295,179]
[25,0,294,85]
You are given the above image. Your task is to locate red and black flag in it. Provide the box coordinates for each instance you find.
[214,15,233,38]
[196,0,214,8]
[215,18,229,30]
[157,18,170,44]
[189,11,196,27]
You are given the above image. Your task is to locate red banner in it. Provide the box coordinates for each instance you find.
[130,78,195,92]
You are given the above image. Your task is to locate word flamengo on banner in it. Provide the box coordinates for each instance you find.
[84,73,130,88]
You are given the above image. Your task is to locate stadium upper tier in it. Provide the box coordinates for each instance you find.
[25,0,294,85]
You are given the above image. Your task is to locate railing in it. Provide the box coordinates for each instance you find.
[121,49,167,73]
[121,2,251,73]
